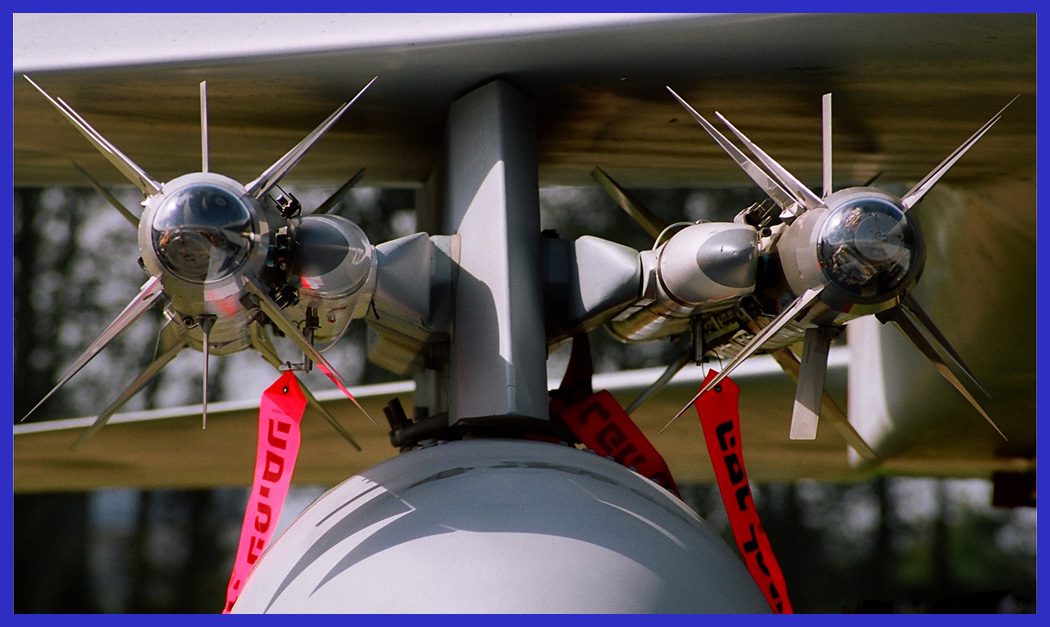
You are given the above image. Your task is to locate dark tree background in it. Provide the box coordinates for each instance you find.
[12,185,1035,613]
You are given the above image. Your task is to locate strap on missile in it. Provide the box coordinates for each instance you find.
[693,370,793,613]
[550,334,681,498]
[223,370,306,613]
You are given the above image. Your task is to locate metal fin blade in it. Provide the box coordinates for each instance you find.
[769,348,876,460]
[23,75,162,196]
[199,316,215,430]
[715,111,825,213]
[822,93,832,198]
[21,275,165,422]
[790,327,835,440]
[72,328,186,450]
[667,86,802,216]
[71,161,138,227]
[245,76,376,199]
[200,81,209,173]
[626,349,691,415]
[901,294,988,397]
[878,306,1006,440]
[249,324,362,451]
[313,167,366,215]
[900,95,1018,210]
[244,278,379,427]
[296,375,362,451]
[661,286,825,433]
[153,316,183,359]
[591,166,668,240]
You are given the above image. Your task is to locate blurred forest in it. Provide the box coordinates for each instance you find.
[12,184,1036,613]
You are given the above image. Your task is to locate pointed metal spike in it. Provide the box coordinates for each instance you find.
[249,323,362,451]
[72,331,186,451]
[200,81,209,173]
[299,375,362,451]
[900,95,1018,210]
[313,167,366,215]
[879,307,1007,440]
[153,317,183,360]
[660,286,825,433]
[666,86,802,217]
[790,327,835,440]
[715,111,824,213]
[822,93,832,198]
[199,316,216,430]
[56,95,162,194]
[246,76,377,199]
[590,166,668,240]
[23,75,162,195]
[900,294,989,397]
[245,103,346,198]
[71,161,138,227]
[769,348,876,460]
[626,349,692,415]
[244,277,379,427]
[21,276,165,422]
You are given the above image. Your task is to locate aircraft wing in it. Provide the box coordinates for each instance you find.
[12,13,1036,492]
[14,13,1034,188]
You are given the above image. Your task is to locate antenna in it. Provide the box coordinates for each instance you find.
[24,75,162,195]
[667,86,800,216]
[200,315,216,429]
[200,81,209,173]
[901,95,1017,210]
[246,76,377,199]
[822,93,832,198]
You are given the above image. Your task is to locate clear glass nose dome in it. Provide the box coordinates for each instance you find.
[817,197,920,300]
[151,185,255,283]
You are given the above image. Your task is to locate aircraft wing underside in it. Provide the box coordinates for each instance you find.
[14,13,1035,188]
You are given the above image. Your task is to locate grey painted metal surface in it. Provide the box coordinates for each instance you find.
[368,233,454,376]
[607,222,759,344]
[232,439,768,613]
[373,233,441,330]
[13,14,675,73]
[440,81,548,423]
[544,235,641,342]
[659,223,757,304]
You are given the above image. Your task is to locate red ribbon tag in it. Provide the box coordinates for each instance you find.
[694,370,793,613]
[223,370,306,613]
[556,390,681,497]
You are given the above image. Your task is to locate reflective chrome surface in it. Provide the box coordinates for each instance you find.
[151,184,255,283]
[817,198,919,301]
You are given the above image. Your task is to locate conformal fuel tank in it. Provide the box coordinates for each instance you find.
[233,438,767,613]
